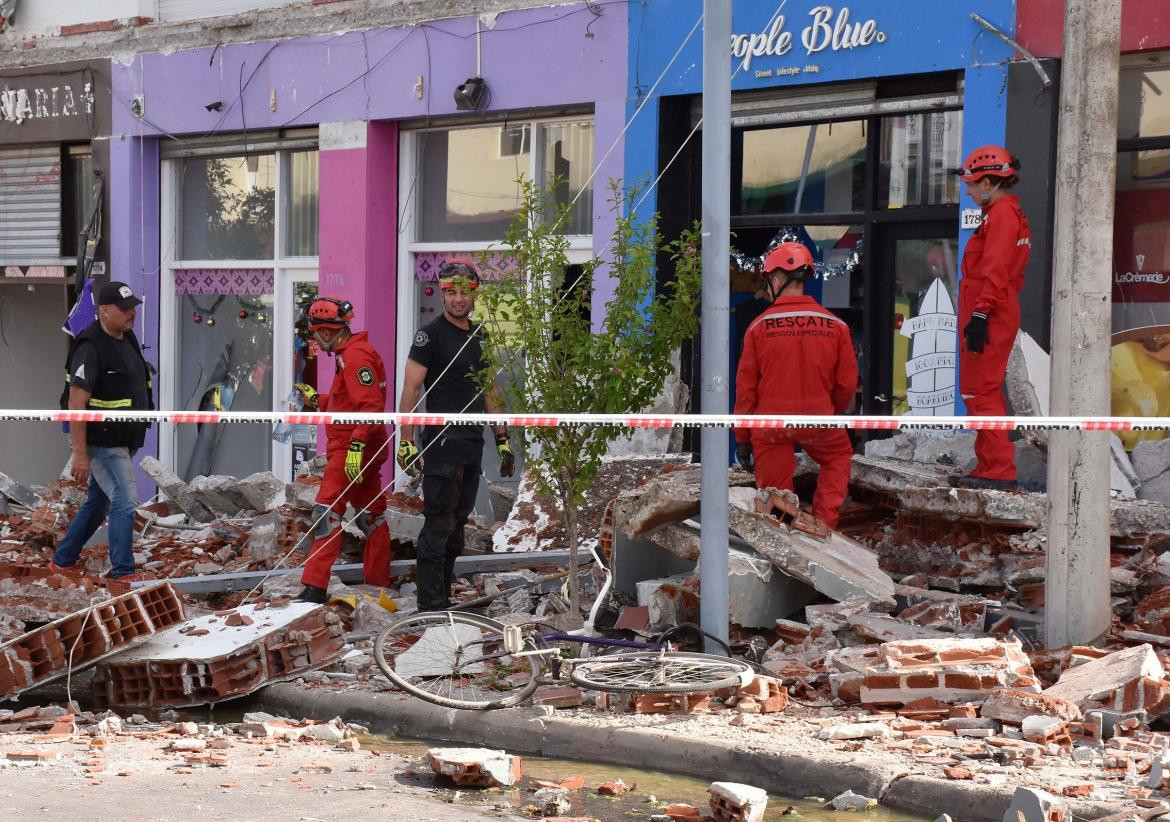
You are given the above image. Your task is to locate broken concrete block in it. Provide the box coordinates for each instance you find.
[611,463,755,540]
[648,522,702,562]
[1021,714,1068,742]
[247,511,281,562]
[818,722,892,741]
[1043,644,1170,719]
[187,475,249,516]
[727,546,817,628]
[237,472,287,513]
[301,718,349,743]
[1147,750,1170,790]
[1002,786,1066,822]
[911,432,977,471]
[533,787,572,816]
[636,574,699,633]
[830,790,877,812]
[1134,439,1170,504]
[708,782,767,822]
[285,480,319,510]
[860,637,1038,706]
[0,470,38,508]
[395,622,488,679]
[426,747,521,788]
[139,457,216,523]
[1133,438,1170,483]
[727,488,895,607]
[847,613,951,643]
[980,688,1082,725]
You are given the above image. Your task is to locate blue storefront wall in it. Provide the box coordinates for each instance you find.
[625,0,1020,416]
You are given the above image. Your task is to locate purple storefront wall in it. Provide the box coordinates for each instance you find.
[106,4,627,480]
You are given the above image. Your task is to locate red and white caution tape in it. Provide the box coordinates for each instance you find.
[10,409,1170,432]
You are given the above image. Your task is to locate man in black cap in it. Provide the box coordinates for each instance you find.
[51,281,154,584]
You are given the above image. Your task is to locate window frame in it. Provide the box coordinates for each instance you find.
[395,115,596,415]
[159,144,320,480]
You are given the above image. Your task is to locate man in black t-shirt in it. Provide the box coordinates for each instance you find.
[397,259,514,611]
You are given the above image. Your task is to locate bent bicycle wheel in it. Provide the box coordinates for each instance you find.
[373,611,539,710]
[569,651,754,694]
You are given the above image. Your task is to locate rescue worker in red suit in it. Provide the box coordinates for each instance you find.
[734,242,859,529]
[293,298,392,603]
[953,145,1032,490]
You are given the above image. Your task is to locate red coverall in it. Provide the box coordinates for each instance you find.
[959,194,1032,481]
[301,331,392,589]
[734,294,859,528]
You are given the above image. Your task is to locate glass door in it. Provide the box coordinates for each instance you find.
[874,224,959,416]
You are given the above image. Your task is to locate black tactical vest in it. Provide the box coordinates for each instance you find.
[60,322,154,449]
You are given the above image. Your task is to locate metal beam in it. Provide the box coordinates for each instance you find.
[134,550,573,595]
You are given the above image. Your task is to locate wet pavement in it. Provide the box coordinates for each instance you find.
[365,733,928,821]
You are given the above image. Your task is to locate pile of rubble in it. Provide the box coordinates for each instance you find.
[0,702,370,772]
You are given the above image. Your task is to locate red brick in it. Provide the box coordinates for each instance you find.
[906,674,939,689]
[60,20,117,36]
[946,673,980,690]
[865,674,902,690]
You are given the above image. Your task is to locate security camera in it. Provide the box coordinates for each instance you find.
[453,78,486,111]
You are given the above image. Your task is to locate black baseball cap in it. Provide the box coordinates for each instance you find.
[98,281,144,310]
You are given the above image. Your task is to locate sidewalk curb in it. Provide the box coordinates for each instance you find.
[256,683,1120,821]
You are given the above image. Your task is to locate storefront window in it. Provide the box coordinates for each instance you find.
[284,150,319,257]
[540,121,594,235]
[180,154,276,259]
[1119,64,1170,140]
[165,142,319,481]
[418,126,530,242]
[1113,149,1170,446]
[736,120,866,215]
[879,111,963,209]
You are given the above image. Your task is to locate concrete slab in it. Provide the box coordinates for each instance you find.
[394,622,487,679]
[727,488,896,607]
[1043,644,1170,719]
[93,601,343,708]
[0,470,38,508]
[139,457,216,523]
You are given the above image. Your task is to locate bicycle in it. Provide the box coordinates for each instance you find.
[372,545,756,710]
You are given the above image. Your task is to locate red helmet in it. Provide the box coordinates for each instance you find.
[763,241,815,276]
[959,145,1020,183]
[304,297,353,332]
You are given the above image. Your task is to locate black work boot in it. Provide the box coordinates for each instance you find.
[948,474,1018,491]
[296,584,328,604]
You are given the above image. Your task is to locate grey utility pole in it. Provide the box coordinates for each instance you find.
[1046,0,1121,648]
[699,0,731,652]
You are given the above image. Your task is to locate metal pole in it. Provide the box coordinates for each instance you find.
[699,0,731,652]
[1045,0,1121,648]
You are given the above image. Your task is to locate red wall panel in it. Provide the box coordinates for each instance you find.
[1017,0,1170,56]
